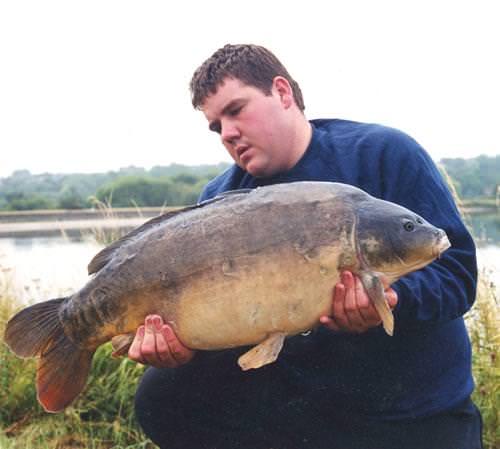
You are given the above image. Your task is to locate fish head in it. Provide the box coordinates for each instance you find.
[355,199,451,282]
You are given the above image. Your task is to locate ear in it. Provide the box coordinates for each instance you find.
[272,76,294,109]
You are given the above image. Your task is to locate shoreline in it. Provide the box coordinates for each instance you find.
[0,206,498,239]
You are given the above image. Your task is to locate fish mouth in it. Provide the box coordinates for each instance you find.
[434,230,451,258]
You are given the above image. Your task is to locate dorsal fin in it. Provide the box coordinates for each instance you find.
[211,188,253,198]
[88,205,198,275]
[87,189,253,275]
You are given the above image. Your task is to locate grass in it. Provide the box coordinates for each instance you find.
[86,195,141,246]
[86,196,171,246]
[444,168,500,448]
[0,275,154,449]
[467,270,499,449]
[0,200,167,448]
[1,271,499,448]
[0,190,498,448]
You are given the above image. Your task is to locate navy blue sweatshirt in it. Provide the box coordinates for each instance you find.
[198,119,477,420]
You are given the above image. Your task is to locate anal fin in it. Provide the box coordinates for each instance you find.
[237,332,286,371]
[359,272,394,336]
[111,333,135,358]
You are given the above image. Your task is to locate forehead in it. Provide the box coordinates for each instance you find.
[201,78,263,120]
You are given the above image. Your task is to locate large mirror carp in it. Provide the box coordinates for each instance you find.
[4,181,450,412]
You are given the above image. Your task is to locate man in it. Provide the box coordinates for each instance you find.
[130,44,481,449]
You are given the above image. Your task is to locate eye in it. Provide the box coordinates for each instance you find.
[209,121,221,134]
[403,221,415,232]
[228,106,242,116]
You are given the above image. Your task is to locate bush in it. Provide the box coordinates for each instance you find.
[5,193,56,211]
[96,176,174,207]
[0,282,154,448]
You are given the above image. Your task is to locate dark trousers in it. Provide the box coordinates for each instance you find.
[134,358,483,449]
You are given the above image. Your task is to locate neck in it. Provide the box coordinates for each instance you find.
[284,114,312,171]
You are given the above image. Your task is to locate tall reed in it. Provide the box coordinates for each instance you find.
[0,275,154,448]
[467,270,499,449]
[1,191,498,448]
[442,165,499,448]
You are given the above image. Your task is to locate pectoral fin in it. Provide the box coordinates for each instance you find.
[238,332,286,371]
[111,333,135,357]
[359,272,394,336]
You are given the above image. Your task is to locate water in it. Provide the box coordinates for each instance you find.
[0,235,104,302]
[0,215,498,301]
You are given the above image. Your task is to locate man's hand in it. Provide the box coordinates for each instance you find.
[320,271,398,333]
[128,315,195,368]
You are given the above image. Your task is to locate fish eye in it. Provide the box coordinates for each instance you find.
[403,220,415,232]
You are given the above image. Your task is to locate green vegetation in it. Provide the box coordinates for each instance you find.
[0,154,498,212]
[446,168,499,448]
[94,174,207,208]
[2,193,57,211]
[0,272,498,447]
[0,157,497,447]
[0,164,230,211]
[467,272,499,449]
[0,282,154,448]
[440,155,499,198]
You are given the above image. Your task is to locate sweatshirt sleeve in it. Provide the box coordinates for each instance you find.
[378,130,478,328]
[197,166,247,203]
[197,171,231,203]
[197,182,216,203]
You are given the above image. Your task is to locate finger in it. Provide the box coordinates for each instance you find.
[319,315,342,332]
[162,325,194,365]
[128,326,146,364]
[360,303,384,328]
[141,315,161,366]
[361,287,398,328]
[343,272,365,331]
[355,275,370,309]
[152,318,179,368]
[155,325,171,361]
[385,288,398,309]
[355,276,379,328]
[320,286,341,331]
[332,282,349,329]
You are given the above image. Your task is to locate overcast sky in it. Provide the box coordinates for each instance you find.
[0,0,498,179]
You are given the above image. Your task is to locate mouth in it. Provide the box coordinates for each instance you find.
[434,230,451,258]
[235,145,251,161]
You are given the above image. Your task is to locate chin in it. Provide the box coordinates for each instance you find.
[244,162,279,178]
[242,162,266,177]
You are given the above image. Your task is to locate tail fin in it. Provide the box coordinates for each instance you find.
[4,298,94,412]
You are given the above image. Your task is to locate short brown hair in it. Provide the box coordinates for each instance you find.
[190,44,305,111]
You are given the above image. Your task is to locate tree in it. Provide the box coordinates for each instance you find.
[58,185,87,209]
[5,192,56,210]
[95,176,175,207]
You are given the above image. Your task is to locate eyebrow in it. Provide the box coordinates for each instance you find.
[208,99,245,133]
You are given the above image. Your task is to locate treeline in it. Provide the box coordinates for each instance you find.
[0,163,230,211]
[0,155,498,211]
[440,155,499,198]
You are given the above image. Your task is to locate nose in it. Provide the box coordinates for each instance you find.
[220,118,240,145]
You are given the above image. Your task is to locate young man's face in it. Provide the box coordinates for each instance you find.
[201,77,296,177]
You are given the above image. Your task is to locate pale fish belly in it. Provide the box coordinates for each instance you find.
[172,243,344,350]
